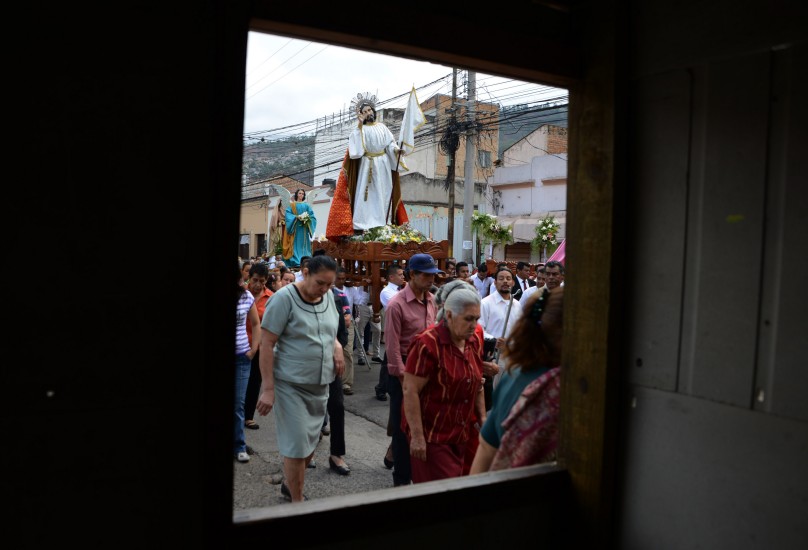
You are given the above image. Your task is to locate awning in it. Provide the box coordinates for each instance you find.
[497,216,540,242]
[498,215,567,243]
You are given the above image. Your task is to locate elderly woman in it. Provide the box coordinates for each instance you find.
[402,280,495,482]
[256,255,345,502]
[469,287,564,473]
[432,280,495,475]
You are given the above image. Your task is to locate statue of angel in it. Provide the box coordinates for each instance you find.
[268,184,291,261]
[273,186,316,268]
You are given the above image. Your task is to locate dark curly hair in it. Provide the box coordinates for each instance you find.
[501,287,564,372]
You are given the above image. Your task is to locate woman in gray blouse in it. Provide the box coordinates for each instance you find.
[256,255,345,502]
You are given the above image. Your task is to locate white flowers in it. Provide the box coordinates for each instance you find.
[297,212,311,227]
[533,215,561,251]
[471,212,513,244]
[351,223,427,244]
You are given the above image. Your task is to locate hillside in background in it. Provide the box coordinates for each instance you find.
[242,135,315,186]
[241,102,567,186]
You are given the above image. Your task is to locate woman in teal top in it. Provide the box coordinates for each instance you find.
[470,287,564,474]
[256,255,344,502]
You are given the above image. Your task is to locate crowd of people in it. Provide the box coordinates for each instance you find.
[234,250,566,503]
[233,86,565,504]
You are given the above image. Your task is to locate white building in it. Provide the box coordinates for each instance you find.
[489,124,568,262]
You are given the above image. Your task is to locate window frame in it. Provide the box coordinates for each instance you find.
[228,6,620,545]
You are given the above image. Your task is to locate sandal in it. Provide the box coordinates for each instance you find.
[245,420,260,430]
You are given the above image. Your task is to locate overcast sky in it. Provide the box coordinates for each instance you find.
[243,32,568,140]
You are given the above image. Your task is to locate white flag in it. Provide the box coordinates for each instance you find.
[398,86,426,156]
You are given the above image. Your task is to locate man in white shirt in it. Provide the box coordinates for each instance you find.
[294,255,310,283]
[521,265,547,303]
[266,253,282,270]
[375,264,405,401]
[471,262,494,299]
[351,281,381,365]
[478,267,523,392]
[380,264,405,308]
[333,267,356,395]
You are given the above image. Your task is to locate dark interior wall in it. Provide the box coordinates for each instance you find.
[10,0,804,547]
[7,1,581,547]
[620,1,808,547]
[8,2,252,545]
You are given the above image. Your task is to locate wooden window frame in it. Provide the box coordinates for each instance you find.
[224,5,620,545]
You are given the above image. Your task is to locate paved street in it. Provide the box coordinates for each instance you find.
[233,342,394,511]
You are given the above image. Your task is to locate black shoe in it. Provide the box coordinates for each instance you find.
[329,456,351,476]
[371,356,382,363]
[376,393,388,401]
[358,358,366,365]
[383,447,394,469]
[321,426,330,436]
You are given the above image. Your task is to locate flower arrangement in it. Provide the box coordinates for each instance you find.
[531,214,561,252]
[351,223,428,244]
[471,212,513,245]
[297,211,312,229]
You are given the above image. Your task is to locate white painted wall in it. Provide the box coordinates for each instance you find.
[492,153,567,217]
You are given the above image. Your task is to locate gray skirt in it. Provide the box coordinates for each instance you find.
[273,378,329,458]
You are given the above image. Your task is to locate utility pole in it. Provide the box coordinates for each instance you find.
[446,69,458,258]
[462,70,476,265]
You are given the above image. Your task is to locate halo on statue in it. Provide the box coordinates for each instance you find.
[350,92,378,115]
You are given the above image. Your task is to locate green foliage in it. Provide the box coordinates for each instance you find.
[471,212,513,245]
[531,214,561,252]
[348,223,428,244]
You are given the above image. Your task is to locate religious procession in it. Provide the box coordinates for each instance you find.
[234,90,567,508]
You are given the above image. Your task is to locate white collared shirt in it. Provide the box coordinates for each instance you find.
[521,284,547,302]
[472,274,493,299]
[352,286,370,307]
[380,282,400,309]
[479,291,523,341]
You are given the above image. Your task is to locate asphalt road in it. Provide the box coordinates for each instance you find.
[233,342,395,511]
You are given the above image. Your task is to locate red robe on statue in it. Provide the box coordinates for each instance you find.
[325,149,409,242]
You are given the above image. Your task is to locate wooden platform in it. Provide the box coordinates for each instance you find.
[313,239,449,314]
[485,259,546,278]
